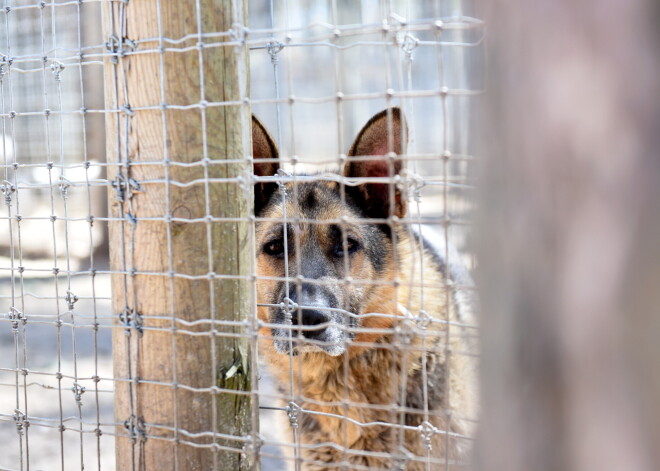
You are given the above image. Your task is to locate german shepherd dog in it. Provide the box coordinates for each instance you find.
[253,108,477,470]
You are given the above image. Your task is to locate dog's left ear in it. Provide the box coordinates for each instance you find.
[252,115,280,216]
[344,107,408,219]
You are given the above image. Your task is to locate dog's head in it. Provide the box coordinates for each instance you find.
[253,109,407,356]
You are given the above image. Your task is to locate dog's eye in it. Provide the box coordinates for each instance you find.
[333,238,360,257]
[263,239,286,257]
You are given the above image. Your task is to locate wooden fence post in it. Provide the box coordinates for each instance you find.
[475,1,660,471]
[102,1,255,469]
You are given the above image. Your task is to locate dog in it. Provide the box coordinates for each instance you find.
[252,108,477,470]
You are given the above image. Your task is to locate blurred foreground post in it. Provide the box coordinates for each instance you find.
[476,1,660,471]
[103,0,255,469]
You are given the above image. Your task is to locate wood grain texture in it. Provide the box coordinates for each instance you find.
[102,1,255,469]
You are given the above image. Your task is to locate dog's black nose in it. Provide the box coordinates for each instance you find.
[291,308,328,339]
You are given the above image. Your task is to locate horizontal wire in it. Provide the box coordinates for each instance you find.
[0,3,482,469]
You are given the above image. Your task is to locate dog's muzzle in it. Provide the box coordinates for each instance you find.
[271,283,348,356]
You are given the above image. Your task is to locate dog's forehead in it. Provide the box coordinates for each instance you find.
[267,181,358,220]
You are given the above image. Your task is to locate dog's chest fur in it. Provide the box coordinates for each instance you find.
[262,232,475,470]
[252,109,477,470]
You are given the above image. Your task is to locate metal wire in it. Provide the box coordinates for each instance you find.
[0,1,482,470]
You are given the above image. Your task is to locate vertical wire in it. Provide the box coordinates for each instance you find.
[119,5,137,468]
[38,4,66,469]
[397,3,434,469]
[0,15,6,191]
[235,0,262,463]
[193,0,220,466]
[2,9,23,470]
[106,2,132,467]
[271,10,292,429]
[154,0,179,468]
[393,2,412,464]
[381,0,411,468]
[268,1,301,469]
[49,2,86,467]
[14,5,33,471]
[432,1,453,468]
[330,0,353,465]
[112,1,139,468]
[75,1,103,468]
[282,2,305,470]
[1,1,25,469]
[125,2,146,466]
[269,2,283,160]
[0,4,478,471]
[267,2,291,341]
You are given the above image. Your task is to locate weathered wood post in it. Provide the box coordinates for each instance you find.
[102,1,255,469]
[475,1,660,470]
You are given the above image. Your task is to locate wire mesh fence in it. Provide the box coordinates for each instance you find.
[0,1,483,470]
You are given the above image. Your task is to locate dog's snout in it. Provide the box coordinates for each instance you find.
[282,283,339,342]
[291,308,328,339]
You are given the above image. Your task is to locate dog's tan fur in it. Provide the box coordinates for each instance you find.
[253,109,477,470]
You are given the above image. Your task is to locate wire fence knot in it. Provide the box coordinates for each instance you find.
[286,401,302,429]
[124,414,147,443]
[105,35,120,64]
[120,103,135,117]
[119,307,143,336]
[401,170,425,203]
[50,61,65,81]
[7,307,25,330]
[123,37,137,52]
[276,168,290,197]
[112,174,141,203]
[59,175,71,199]
[266,41,284,65]
[0,59,9,81]
[65,290,79,310]
[280,297,298,324]
[1,180,15,205]
[230,22,247,43]
[13,410,27,436]
[418,420,436,450]
[415,309,431,329]
[72,382,86,406]
[112,174,127,202]
[398,32,419,60]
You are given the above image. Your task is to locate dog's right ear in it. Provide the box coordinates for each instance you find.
[344,108,408,219]
[252,115,279,216]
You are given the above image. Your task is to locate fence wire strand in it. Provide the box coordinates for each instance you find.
[0,1,482,470]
